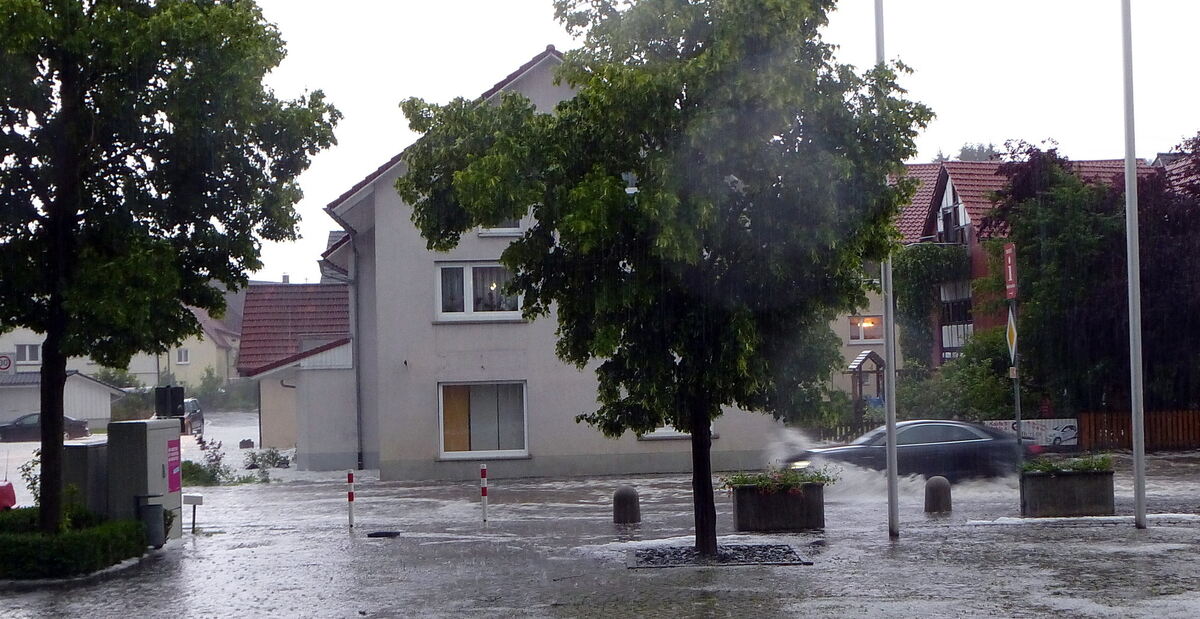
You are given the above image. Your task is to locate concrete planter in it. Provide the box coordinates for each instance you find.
[1019,470,1115,517]
[732,483,824,532]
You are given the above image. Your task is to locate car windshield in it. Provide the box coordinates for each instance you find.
[850,428,885,445]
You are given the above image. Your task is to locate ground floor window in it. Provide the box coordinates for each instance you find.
[439,382,527,458]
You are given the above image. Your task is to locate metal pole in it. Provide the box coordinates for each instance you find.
[1120,0,1147,529]
[1011,302,1022,456]
[875,0,899,539]
[480,464,488,522]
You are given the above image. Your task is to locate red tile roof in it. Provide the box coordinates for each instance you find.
[1071,159,1155,185]
[942,160,1006,225]
[237,284,350,377]
[896,163,941,242]
[324,45,565,215]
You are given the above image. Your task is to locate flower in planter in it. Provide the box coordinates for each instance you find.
[1020,454,1113,474]
[720,466,840,494]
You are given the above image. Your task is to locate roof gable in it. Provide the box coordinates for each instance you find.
[325,45,565,216]
[896,163,941,243]
[237,284,351,376]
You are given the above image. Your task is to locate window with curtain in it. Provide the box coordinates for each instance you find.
[440,382,526,457]
[437,263,521,320]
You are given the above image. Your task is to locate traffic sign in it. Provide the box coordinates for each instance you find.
[1004,243,1018,300]
[0,353,12,374]
[1006,306,1018,363]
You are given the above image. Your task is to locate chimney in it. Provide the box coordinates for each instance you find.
[282,274,290,284]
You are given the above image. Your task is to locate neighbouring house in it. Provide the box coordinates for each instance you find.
[900,158,1159,365]
[319,45,781,480]
[0,370,125,426]
[236,283,353,469]
[0,299,243,389]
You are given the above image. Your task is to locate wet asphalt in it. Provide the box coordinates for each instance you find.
[4,413,1200,618]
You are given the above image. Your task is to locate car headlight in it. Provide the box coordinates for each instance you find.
[789,460,811,470]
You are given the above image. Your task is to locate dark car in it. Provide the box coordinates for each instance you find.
[789,420,1029,482]
[0,413,90,442]
[182,398,204,436]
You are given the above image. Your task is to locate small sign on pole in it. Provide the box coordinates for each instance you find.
[1004,243,1018,300]
[1006,306,1018,364]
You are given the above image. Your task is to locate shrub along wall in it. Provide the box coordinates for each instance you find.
[0,507,147,579]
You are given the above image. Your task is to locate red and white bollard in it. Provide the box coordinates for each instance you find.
[347,470,355,528]
[480,464,488,522]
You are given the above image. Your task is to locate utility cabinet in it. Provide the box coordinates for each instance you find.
[107,419,183,540]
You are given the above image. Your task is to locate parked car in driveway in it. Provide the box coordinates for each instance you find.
[0,413,90,442]
[788,420,1032,482]
[182,398,204,436]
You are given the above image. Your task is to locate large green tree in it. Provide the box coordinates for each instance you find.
[0,0,339,533]
[397,0,930,555]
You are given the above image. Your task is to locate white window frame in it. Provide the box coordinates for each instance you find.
[849,315,883,345]
[478,214,524,238]
[638,423,718,441]
[437,380,529,460]
[15,344,40,364]
[176,348,190,365]
[435,262,523,322]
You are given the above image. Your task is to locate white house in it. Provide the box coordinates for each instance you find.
[319,46,782,480]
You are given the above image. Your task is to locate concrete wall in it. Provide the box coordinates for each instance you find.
[259,373,298,449]
[295,368,358,471]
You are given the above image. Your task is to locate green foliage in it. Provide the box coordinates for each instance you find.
[940,327,1013,419]
[19,448,40,505]
[896,368,962,420]
[1021,454,1114,473]
[720,466,839,492]
[0,0,338,531]
[957,142,999,162]
[111,389,154,422]
[92,366,143,389]
[180,460,222,486]
[195,366,224,402]
[0,510,146,579]
[244,447,289,470]
[975,144,1200,412]
[893,244,971,367]
[182,441,269,485]
[397,0,930,553]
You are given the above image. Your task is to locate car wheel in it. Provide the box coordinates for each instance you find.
[1052,437,1062,446]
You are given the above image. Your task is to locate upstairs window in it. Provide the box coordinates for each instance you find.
[437,263,521,321]
[849,315,883,344]
[15,344,40,363]
[479,216,522,237]
[176,348,190,365]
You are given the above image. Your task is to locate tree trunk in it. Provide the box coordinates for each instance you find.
[38,327,68,534]
[40,32,83,534]
[690,402,717,556]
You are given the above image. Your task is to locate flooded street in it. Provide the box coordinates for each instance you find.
[4,415,1200,617]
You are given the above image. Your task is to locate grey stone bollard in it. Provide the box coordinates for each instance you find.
[613,485,641,524]
[925,476,952,513]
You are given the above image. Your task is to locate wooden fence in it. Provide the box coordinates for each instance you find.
[809,423,878,444]
[1078,410,1200,451]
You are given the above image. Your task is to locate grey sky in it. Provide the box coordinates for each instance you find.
[253,0,1199,284]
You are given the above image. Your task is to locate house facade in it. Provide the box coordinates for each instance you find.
[236,283,353,469]
[320,46,781,480]
[0,305,241,388]
[0,370,124,425]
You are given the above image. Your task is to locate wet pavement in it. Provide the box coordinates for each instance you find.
[4,415,1200,617]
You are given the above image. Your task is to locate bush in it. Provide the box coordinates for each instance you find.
[1022,454,1114,473]
[0,507,147,579]
[721,467,840,492]
[182,440,269,485]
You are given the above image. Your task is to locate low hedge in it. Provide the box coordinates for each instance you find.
[0,508,147,579]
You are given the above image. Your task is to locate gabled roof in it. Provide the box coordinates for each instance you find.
[0,371,124,396]
[190,306,239,349]
[237,284,351,377]
[896,163,941,243]
[324,45,565,216]
[941,160,1006,225]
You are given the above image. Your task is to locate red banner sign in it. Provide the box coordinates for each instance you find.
[1004,243,1018,300]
